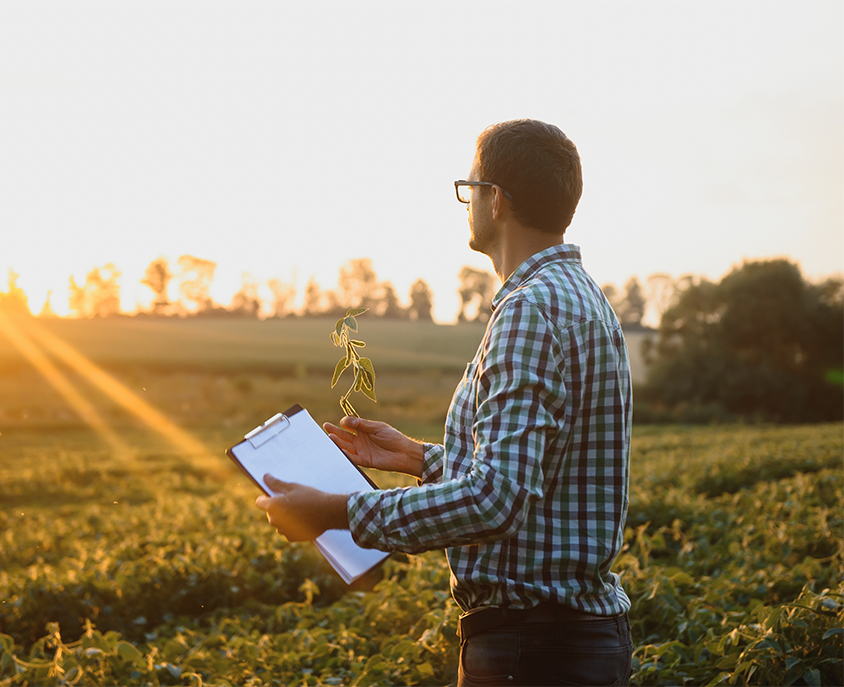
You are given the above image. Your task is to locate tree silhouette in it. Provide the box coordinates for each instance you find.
[373,282,406,319]
[337,258,378,311]
[334,259,413,318]
[141,257,173,314]
[230,273,261,317]
[457,267,495,323]
[177,255,216,313]
[267,278,296,318]
[646,273,676,326]
[617,277,646,329]
[408,279,434,321]
[68,264,121,318]
[0,269,30,315]
[603,277,650,329]
[38,291,57,318]
[302,277,327,317]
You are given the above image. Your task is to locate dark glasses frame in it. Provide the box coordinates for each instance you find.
[454,180,513,204]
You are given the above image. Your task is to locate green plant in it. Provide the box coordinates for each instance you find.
[1,423,842,685]
[329,308,377,418]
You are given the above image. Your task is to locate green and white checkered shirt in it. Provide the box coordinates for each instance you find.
[348,244,632,615]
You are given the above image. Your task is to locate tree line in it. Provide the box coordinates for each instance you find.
[1,257,840,424]
[0,257,499,323]
[0,256,673,328]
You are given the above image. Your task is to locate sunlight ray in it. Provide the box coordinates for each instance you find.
[16,318,216,465]
[0,312,131,458]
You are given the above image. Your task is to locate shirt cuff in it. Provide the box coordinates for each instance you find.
[347,489,390,551]
[418,443,444,485]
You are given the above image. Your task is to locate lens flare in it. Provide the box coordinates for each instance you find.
[0,312,130,457]
[0,314,215,465]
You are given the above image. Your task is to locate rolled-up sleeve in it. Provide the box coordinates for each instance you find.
[419,443,445,485]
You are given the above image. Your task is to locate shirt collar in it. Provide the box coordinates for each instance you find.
[491,243,582,310]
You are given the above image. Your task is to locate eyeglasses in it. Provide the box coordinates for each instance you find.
[454,180,513,204]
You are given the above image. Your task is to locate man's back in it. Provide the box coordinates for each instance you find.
[443,244,632,614]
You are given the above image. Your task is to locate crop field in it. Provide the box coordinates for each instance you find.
[0,315,841,686]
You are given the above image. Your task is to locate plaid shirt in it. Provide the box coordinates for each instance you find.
[348,244,632,615]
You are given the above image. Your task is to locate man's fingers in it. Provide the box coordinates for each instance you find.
[326,431,355,451]
[323,421,353,436]
[255,494,272,511]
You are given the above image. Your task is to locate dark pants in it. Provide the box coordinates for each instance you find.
[457,603,633,687]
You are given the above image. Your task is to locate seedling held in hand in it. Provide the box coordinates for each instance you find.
[330,308,376,418]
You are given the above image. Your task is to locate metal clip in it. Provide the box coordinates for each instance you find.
[245,413,290,449]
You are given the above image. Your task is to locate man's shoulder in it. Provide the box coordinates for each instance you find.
[501,261,614,330]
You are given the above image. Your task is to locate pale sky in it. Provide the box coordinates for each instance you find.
[2,0,842,323]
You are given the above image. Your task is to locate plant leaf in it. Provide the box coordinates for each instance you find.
[361,383,377,402]
[346,307,368,317]
[359,357,376,388]
[331,357,348,388]
[803,669,821,687]
[344,316,358,332]
[350,339,366,347]
[117,641,143,663]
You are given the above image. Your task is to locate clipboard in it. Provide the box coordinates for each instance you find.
[226,404,390,585]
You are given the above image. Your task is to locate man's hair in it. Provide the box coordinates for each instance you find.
[475,119,583,234]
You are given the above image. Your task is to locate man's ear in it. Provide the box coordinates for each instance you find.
[491,185,505,220]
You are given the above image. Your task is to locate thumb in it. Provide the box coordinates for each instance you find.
[339,416,360,430]
[263,473,290,493]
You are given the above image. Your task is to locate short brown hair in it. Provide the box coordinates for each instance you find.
[476,119,582,234]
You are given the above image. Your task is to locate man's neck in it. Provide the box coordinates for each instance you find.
[488,222,566,283]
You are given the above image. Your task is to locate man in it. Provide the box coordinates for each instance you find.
[256,119,633,686]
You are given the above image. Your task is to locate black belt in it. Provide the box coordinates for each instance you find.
[458,602,618,641]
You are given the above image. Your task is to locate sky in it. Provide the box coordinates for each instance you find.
[1,0,842,323]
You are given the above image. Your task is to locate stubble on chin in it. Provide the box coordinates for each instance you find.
[468,223,492,256]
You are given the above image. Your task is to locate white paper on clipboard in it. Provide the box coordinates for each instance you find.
[227,406,389,584]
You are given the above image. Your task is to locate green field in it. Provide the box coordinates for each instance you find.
[0,317,489,375]
[0,316,841,686]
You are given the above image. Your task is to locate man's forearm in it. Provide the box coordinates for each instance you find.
[397,436,426,478]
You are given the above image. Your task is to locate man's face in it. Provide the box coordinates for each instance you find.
[466,158,496,256]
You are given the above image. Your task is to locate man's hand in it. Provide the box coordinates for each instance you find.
[323,416,425,478]
[255,474,349,542]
